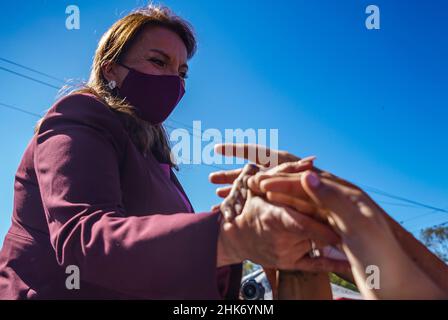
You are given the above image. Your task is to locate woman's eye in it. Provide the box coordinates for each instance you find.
[149,58,166,67]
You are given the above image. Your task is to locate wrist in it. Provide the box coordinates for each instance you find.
[216,218,243,267]
[337,201,392,248]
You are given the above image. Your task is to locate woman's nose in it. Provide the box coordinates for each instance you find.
[165,65,178,76]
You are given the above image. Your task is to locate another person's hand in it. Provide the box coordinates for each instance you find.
[259,170,447,299]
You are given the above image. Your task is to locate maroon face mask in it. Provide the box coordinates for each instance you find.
[117,63,185,125]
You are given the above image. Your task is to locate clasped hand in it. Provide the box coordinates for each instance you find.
[210,143,447,300]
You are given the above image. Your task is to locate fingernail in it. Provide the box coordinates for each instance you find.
[224,209,233,221]
[300,156,317,163]
[235,203,242,214]
[305,172,320,188]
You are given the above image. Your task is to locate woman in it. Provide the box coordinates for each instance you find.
[0,5,339,299]
[211,143,448,299]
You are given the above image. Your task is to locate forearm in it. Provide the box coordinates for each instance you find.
[343,235,446,299]
[322,199,444,299]
[277,270,333,300]
[384,213,448,294]
[315,169,448,294]
[216,219,243,268]
[51,210,223,299]
[322,168,448,293]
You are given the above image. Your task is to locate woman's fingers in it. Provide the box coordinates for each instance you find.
[269,157,315,174]
[284,207,340,245]
[292,239,331,261]
[266,191,316,215]
[260,175,310,200]
[214,143,300,167]
[220,194,242,221]
[248,173,289,194]
[266,191,329,223]
[216,186,232,198]
[294,239,315,258]
[274,240,314,270]
[263,241,350,275]
[214,143,269,165]
[209,168,242,185]
[211,163,309,197]
[247,158,315,194]
[220,164,260,221]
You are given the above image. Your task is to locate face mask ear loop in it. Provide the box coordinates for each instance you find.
[110,62,132,96]
[116,62,132,71]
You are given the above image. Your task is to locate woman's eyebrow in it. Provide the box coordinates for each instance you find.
[149,48,189,70]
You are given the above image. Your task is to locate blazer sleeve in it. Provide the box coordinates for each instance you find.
[34,94,223,299]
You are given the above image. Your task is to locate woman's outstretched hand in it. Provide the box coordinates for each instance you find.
[209,143,348,205]
[209,143,301,200]
[214,143,301,168]
[216,164,348,274]
[211,144,351,285]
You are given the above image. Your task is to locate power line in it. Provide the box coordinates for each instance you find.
[0,57,65,83]
[1,98,446,212]
[360,184,448,214]
[378,200,424,209]
[0,57,216,138]
[0,57,446,214]
[166,118,203,135]
[0,102,41,118]
[11,95,444,231]
[0,56,252,143]
[0,101,206,143]
[164,122,205,141]
[0,66,60,90]
[410,221,448,234]
[400,206,448,225]
[168,123,448,214]
[0,99,228,171]
[2,99,447,215]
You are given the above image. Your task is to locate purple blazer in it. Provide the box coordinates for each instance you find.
[0,93,242,299]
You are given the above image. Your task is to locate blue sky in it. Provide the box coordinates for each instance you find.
[0,0,447,246]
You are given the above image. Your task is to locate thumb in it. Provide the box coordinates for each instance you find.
[300,171,358,222]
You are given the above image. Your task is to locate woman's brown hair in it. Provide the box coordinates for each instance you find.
[36,4,197,167]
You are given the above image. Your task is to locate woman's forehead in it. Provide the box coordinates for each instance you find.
[135,26,188,62]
